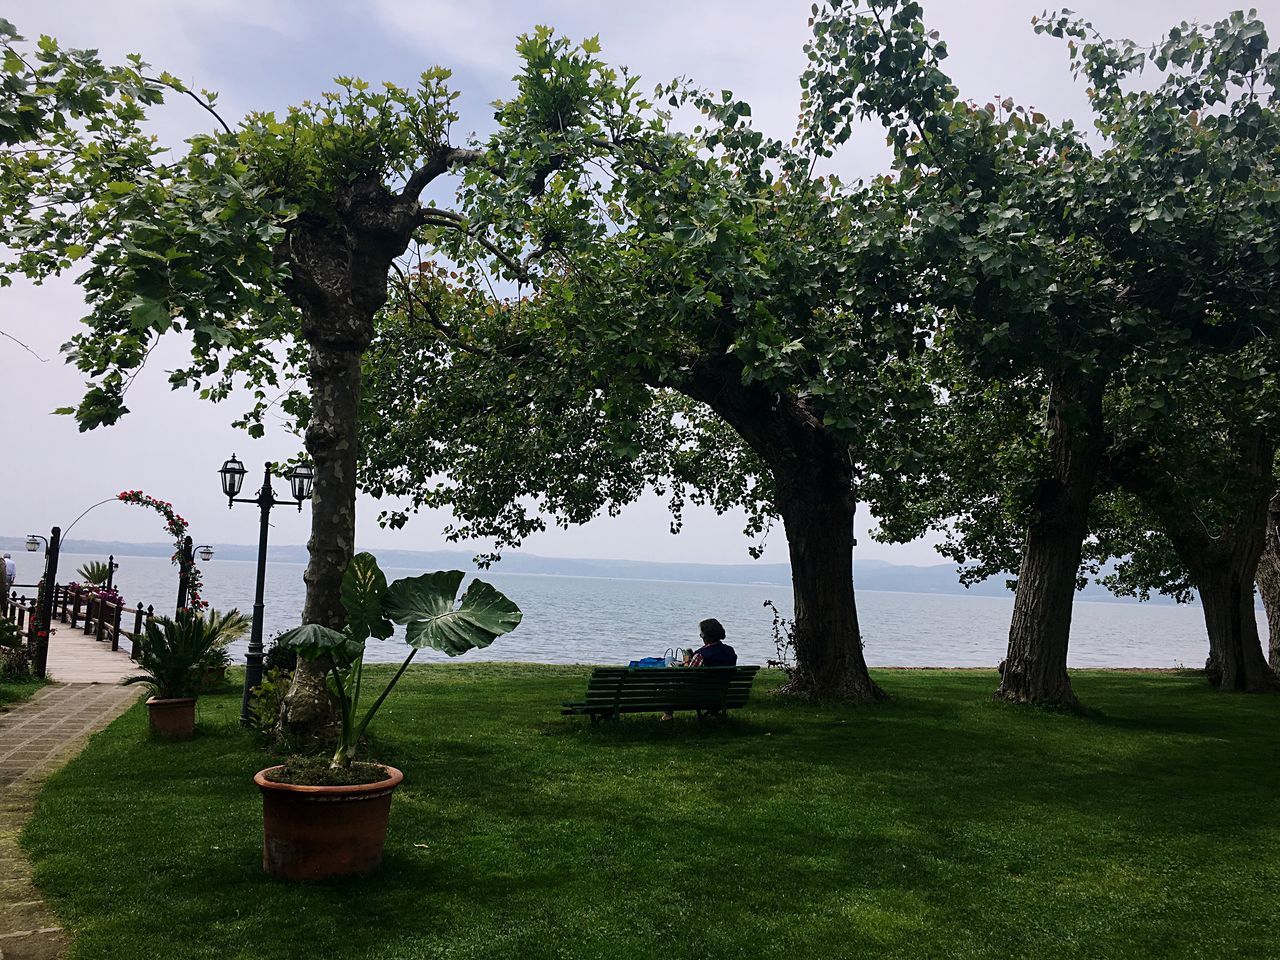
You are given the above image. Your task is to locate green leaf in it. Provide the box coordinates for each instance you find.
[341,552,393,643]
[129,298,168,332]
[383,572,522,656]
[278,623,363,666]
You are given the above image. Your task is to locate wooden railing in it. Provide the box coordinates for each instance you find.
[4,588,41,652]
[5,583,156,661]
[59,583,155,657]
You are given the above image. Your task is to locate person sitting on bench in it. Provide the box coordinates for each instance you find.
[688,618,736,666]
[663,618,736,719]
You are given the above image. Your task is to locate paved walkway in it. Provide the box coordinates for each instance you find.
[0,683,138,959]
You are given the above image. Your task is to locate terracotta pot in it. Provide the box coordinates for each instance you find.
[146,697,197,741]
[200,665,227,689]
[254,764,404,881]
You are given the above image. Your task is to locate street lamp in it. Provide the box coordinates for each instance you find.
[195,545,215,562]
[219,455,248,501]
[222,457,314,724]
[25,535,42,553]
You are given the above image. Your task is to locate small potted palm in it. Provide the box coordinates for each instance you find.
[123,612,223,740]
[257,553,521,881]
[200,609,248,688]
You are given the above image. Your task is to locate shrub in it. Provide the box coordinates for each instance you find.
[0,645,31,682]
[263,636,297,673]
[248,667,293,730]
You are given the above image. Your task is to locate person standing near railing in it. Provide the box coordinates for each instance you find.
[2,553,14,592]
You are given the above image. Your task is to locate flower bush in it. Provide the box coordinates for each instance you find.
[94,586,125,607]
[116,491,208,610]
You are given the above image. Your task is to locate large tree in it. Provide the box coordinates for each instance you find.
[1091,348,1280,691]
[358,32,934,701]
[803,1,1280,706]
[0,21,604,730]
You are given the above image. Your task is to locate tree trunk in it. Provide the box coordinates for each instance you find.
[279,343,364,741]
[269,170,477,742]
[676,357,883,704]
[1254,498,1280,673]
[1154,430,1278,692]
[997,375,1105,709]
[776,487,883,702]
[301,344,362,628]
[1195,560,1275,691]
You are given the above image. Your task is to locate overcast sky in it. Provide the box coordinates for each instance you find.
[3,0,1275,565]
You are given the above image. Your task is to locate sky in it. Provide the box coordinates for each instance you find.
[3,0,1276,566]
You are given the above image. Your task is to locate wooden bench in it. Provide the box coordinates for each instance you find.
[562,665,760,722]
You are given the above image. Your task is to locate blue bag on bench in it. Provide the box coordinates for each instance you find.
[628,656,667,669]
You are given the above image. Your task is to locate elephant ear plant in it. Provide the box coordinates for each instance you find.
[277,553,522,769]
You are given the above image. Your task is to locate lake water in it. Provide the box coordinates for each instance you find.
[44,552,1245,670]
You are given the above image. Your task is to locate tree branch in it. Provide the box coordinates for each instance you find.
[402,146,485,199]
[0,328,48,362]
[417,207,530,282]
[143,75,233,136]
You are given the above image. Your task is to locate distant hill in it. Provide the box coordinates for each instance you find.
[0,535,1185,605]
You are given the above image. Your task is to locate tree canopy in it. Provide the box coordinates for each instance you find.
[357,29,936,699]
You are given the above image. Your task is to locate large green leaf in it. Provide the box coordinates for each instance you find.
[383,572,522,656]
[279,623,364,666]
[341,552,392,643]
[383,570,465,622]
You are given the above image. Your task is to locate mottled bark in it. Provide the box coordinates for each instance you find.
[678,358,882,703]
[279,345,364,742]
[301,345,363,627]
[997,375,1105,709]
[1255,497,1280,673]
[275,175,429,741]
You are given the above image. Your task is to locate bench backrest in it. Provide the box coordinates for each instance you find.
[581,665,760,712]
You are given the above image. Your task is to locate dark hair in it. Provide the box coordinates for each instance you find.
[699,618,726,643]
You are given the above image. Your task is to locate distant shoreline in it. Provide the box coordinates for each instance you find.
[24,544,1212,608]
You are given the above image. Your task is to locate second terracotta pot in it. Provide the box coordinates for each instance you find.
[146,697,196,741]
[254,764,403,881]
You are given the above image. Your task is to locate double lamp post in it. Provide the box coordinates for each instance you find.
[218,455,314,723]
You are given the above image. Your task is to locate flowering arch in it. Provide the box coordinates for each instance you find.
[116,490,208,610]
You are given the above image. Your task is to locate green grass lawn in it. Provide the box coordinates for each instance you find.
[0,675,47,708]
[22,666,1280,960]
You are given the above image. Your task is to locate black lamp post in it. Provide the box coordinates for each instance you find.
[24,527,60,679]
[220,455,313,724]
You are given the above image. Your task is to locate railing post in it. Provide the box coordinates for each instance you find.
[24,598,36,658]
[69,586,81,629]
[131,603,145,660]
[110,600,123,652]
[95,600,107,644]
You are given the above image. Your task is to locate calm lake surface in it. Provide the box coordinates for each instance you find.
[48,552,1241,669]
